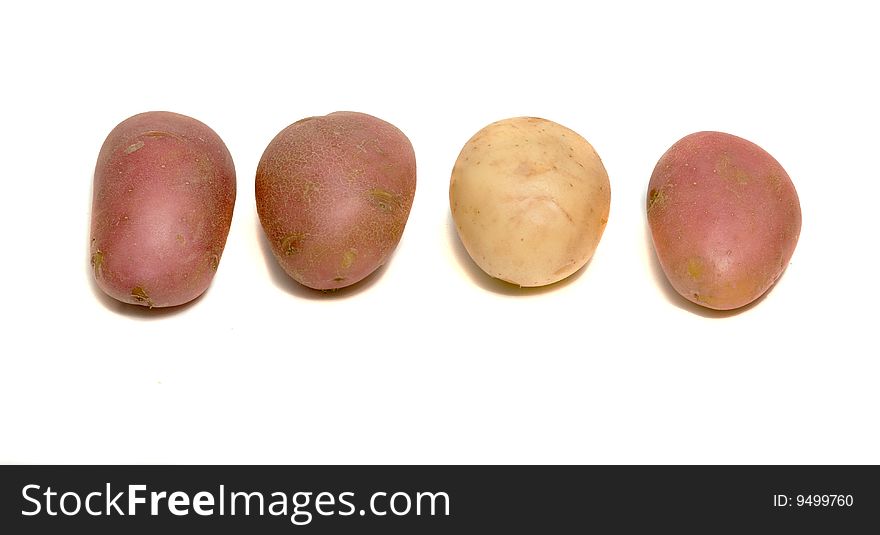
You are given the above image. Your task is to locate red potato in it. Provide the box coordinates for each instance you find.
[90,112,236,308]
[647,131,801,310]
[256,112,416,290]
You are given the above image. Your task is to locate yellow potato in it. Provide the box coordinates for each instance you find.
[450,117,610,287]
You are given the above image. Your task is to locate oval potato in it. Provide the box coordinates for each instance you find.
[90,111,236,308]
[255,112,416,290]
[647,131,802,310]
[450,117,610,287]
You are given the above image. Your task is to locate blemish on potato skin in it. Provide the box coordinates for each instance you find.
[301,179,320,203]
[340,248,357,269]
[647,188,662,211]
[281,233,304,255]
[210,254,219,271]
[142,130,184,141]
[686,257,704,280]
[513,161,554,176]
[767,173,785,193]
[124,141,144,155]
[91,250,104,278]
[369,188,402,213]
[647,183,675,213]
[715,153,749,185]
[130,286,154,308]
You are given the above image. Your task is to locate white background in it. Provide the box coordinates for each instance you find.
[1,1,877,464]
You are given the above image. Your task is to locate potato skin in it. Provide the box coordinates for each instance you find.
[90,111,236,308]
[255,112,416,290]
[450,117,610,287]
[647,131,801,310]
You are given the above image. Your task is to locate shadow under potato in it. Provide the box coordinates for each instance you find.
[256,216,389,300]
[446,213,588,296]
